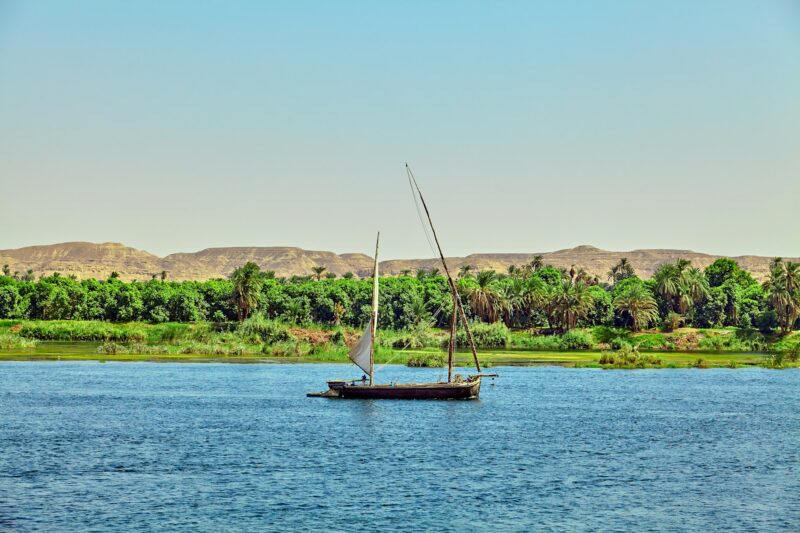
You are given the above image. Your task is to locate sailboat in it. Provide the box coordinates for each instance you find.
[307,165,496,400]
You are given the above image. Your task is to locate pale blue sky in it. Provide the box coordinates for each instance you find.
[1,1,798,259]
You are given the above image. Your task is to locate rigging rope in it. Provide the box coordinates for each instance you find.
[370,164,458,376]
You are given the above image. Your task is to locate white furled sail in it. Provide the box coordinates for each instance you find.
[348,232,380,381]
[348,322,373,375]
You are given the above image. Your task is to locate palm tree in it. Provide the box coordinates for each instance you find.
[333,302,346,326]
[399,269,412,277]
[311,265,327,281]
[530,255,544,272]
[613,284,659,332]
[404,294,431,327]
[679,267,708,314]
[547,278,593,331]
[765,259,800,333]
[160,270,168,282]
[520,276,548,320]
[653,259,708,315]
[230,262,263,321]
[2,264,10,277]
[608,257,635,284]
[458,264,475,279]
[465,270,500,322]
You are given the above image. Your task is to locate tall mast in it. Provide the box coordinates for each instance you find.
[369,232,380,385]
[406,164,481,373]
[448,291,457,382]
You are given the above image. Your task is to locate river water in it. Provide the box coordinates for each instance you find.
[1,363,798,532]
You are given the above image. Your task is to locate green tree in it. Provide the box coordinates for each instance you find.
[230,262,263,321]
[0,283,21,318]
[613,282,659,331]
[764,258,800,333]
[311,266,327,281]
[458,264,475,279]
[653,259,709,318]
[608,257,636,284]
[547,278,593,331]
[464,271,500,323]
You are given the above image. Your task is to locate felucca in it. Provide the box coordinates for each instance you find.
[307,165,496,400]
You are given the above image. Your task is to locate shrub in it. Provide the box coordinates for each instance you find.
[454,322,509,348]
[559,330,594,350]
[660,312,683,333]
[691,357,710,369]
[238,314,294,344]
[591,326,628,344]
[0,332,38,349]
[737,313,753,330]
[610,337,631,351]
[98,342,122,355]
[20,321,147,342]
[406,352,445,367]
[330,329,346,345]
[514,334,563,351]
[599,345,661,368]
[267,340,312,357]
[394,325,436,349]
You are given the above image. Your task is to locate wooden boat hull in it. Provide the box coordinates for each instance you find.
[311,376,482,400]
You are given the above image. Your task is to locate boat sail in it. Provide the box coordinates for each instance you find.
[307,165,496,400]
[347,234,380,382]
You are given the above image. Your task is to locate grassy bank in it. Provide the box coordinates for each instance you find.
[1,319,798,369]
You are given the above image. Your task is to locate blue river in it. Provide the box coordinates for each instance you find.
[1,362,798,532]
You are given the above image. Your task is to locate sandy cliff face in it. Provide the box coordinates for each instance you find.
[0,242,163,281]
[0,242,795,282]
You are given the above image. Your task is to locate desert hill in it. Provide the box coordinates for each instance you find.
[0,242,796,282]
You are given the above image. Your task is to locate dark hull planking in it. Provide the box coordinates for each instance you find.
[314,377,481,400]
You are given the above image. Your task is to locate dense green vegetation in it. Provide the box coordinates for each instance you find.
[2,257,798,335]
[1,257,799,369]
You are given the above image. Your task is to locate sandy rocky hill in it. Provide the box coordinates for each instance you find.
[0,242,796,282]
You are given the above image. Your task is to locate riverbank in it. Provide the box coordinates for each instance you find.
[1,319,798,368]
[0,341,791,369]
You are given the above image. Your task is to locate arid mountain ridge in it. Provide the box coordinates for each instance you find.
[1,242,796,282]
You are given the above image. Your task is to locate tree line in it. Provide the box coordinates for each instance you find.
[0,257,798,333]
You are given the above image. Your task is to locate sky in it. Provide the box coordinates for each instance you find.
[0,0,798,260]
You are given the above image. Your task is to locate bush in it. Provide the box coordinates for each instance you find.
[98,342,122,355]
[514,334,563,351]
[454,322,509,348]
[599,345,661,368]
[610,337,631,351]
[330,329,346,345]
[20,321,147,342]
[591,326,628,344]
[238,314,294,344]
[0,332,38,349]
[737,313,753,330]
[559,330,594,350]
[406,352,445,367]
[691,357,710,369]
[660,312,683,333]
[634,334,667,350]
[394,325,436,349]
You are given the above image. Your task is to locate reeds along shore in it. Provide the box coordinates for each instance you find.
[1,318,798,369]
